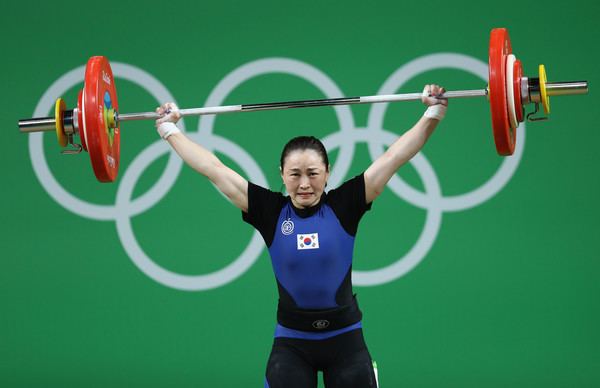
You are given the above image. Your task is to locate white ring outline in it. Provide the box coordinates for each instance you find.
[29,63,185,220]
[115,132,268,291]
[367,53,525,213]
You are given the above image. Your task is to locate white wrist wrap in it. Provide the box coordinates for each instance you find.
[157,122,181,140]
[424,104,447,121]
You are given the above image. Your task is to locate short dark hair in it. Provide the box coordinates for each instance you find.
[280,136,329,171]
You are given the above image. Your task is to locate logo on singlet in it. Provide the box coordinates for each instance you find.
[297,233,319,250]
[281,219,294,235]
[312,319,330,330]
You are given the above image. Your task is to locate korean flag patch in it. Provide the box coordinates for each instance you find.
[297,233,319,250]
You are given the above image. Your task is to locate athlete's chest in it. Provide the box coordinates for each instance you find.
[269,204,354,262]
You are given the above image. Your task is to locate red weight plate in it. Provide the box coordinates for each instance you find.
[83,56,120,182]
[77,89,88,151]
[489,28,514,155]
[513,59,524,123]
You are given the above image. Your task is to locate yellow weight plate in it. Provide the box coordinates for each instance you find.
[55,98,68,147]
[539,64,551,114]
[106,108,116,133]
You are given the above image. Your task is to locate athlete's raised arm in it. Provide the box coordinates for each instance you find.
[155,102,249,212]
[364,84,447,203]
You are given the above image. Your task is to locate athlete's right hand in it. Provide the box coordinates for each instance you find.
[155,102,181,139]
[421,84,447,121]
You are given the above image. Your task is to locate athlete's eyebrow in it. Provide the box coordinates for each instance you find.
[288,167,321,172]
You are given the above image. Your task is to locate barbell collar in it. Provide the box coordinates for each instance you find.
[63,110,76,135]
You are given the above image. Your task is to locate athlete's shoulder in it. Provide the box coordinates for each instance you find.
[325,173,366,203]
[324,173,371,236]
[243,182,288,246]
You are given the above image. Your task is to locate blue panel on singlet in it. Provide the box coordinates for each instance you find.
[274,321,363,340]
[268,202,355,309]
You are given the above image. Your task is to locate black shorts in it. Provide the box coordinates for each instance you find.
[265,329,378,388]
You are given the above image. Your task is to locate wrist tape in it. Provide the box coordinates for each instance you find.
[157,122,181,139]
[424,104,447,121]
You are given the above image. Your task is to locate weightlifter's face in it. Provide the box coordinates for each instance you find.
[281,149,329,209]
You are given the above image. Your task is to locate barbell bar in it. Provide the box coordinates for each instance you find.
[19,89,492,133]
[18,28,589,182]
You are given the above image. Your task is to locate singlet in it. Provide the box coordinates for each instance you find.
[242,173,372,339]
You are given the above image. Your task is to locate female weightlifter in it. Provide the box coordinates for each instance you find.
[155,84,447,388]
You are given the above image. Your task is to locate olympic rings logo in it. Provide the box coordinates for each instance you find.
[28,53,525,291]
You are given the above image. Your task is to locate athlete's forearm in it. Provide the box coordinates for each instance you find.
[385,115,438,167]
[167,132,249,211]
[167,132,224,178]
[364,115,439,201]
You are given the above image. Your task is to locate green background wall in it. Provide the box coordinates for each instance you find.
[2,1,599,386]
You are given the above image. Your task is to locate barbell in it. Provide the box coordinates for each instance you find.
[18,28,588,182]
